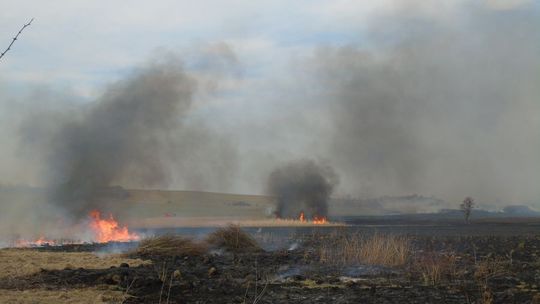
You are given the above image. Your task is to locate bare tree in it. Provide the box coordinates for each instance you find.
[460,197,475,224]
[0,18,34,62]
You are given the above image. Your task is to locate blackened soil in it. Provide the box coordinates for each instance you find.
[4,234,540,303]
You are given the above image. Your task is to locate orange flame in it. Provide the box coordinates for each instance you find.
[89,210,140,243]
[299,211,306,222]
[312,216,328,225]
[295,212,328,224]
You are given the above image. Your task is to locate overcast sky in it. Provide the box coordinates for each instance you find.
[1,0,539,207]
[3,0,525,94]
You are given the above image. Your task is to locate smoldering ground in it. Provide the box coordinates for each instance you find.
[267,159,338,219]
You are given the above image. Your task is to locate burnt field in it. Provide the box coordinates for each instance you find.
[4,222,540,304]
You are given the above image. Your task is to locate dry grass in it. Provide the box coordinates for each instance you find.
[0,248,150,280]
[135,235,208,258]
[0,287,126,304]
[0,249,149,303]
[471,257,509,304]
[131,217,346,229]
[318,233,411,267]
[414,252,458,285]
[206,224,262,252]
[474,256,509,285]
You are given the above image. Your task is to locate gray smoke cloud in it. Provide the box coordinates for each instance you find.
[46,57,195,216]
[300,2,540,205]
[1,1,539,238]
[4,49,239,226]
[267,159,338,219]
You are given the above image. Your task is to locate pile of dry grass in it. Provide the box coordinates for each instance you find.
[206,224,261,253]
[318,233,411,267]
[136,235,207,258]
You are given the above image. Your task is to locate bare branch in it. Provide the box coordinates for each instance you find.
[0,18,34,62]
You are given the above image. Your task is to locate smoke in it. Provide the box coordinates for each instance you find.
[300,2,540,204]
[267,159,338,219]
[43,57,194,216]
[0,48,240,233]
[0,1,539,237]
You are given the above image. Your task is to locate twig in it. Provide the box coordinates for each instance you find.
[121,277,137,304]
[158,262,167,304]
[242,281,251,304]
[252,278,269,304]
[255,258,258,299]
[166,272,174,304]
[0,18,34,62]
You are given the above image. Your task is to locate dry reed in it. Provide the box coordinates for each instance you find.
[318,233,411,267]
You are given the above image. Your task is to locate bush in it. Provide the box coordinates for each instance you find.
[206,224,261,253]
[136,235,207,258]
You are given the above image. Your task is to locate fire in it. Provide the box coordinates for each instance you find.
[89,210,140,243]
[312,216,328,224]
[12,210,139,247]
[14,236,57,247]
[296,212,328,224]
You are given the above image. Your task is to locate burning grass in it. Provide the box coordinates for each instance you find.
[318,233,411,267]
[206,224,262,253]
[135,235,208,258]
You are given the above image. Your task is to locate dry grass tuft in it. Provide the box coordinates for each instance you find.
[206,224,262,253]
[318,233,411,267]
[136,235,207,258]
[414,252,458,285]
[474,256,509,285]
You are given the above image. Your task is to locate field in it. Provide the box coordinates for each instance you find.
[0,188,453,231]
[3,221,540,303]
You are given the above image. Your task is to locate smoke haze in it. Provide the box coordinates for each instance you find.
[297,2,540,204]
[0,1,539,239]
[0,50,240,238]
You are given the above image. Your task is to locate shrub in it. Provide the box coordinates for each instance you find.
[136,235,207,258]
[206,224,261,253]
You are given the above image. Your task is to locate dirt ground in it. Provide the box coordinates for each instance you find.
[3,225,540,303]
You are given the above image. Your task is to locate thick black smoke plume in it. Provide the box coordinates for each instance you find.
[267,159,338,219]
[48,58,196,217]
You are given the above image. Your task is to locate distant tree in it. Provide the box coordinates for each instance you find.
[460,197,475,224]
[0,18,34,63]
